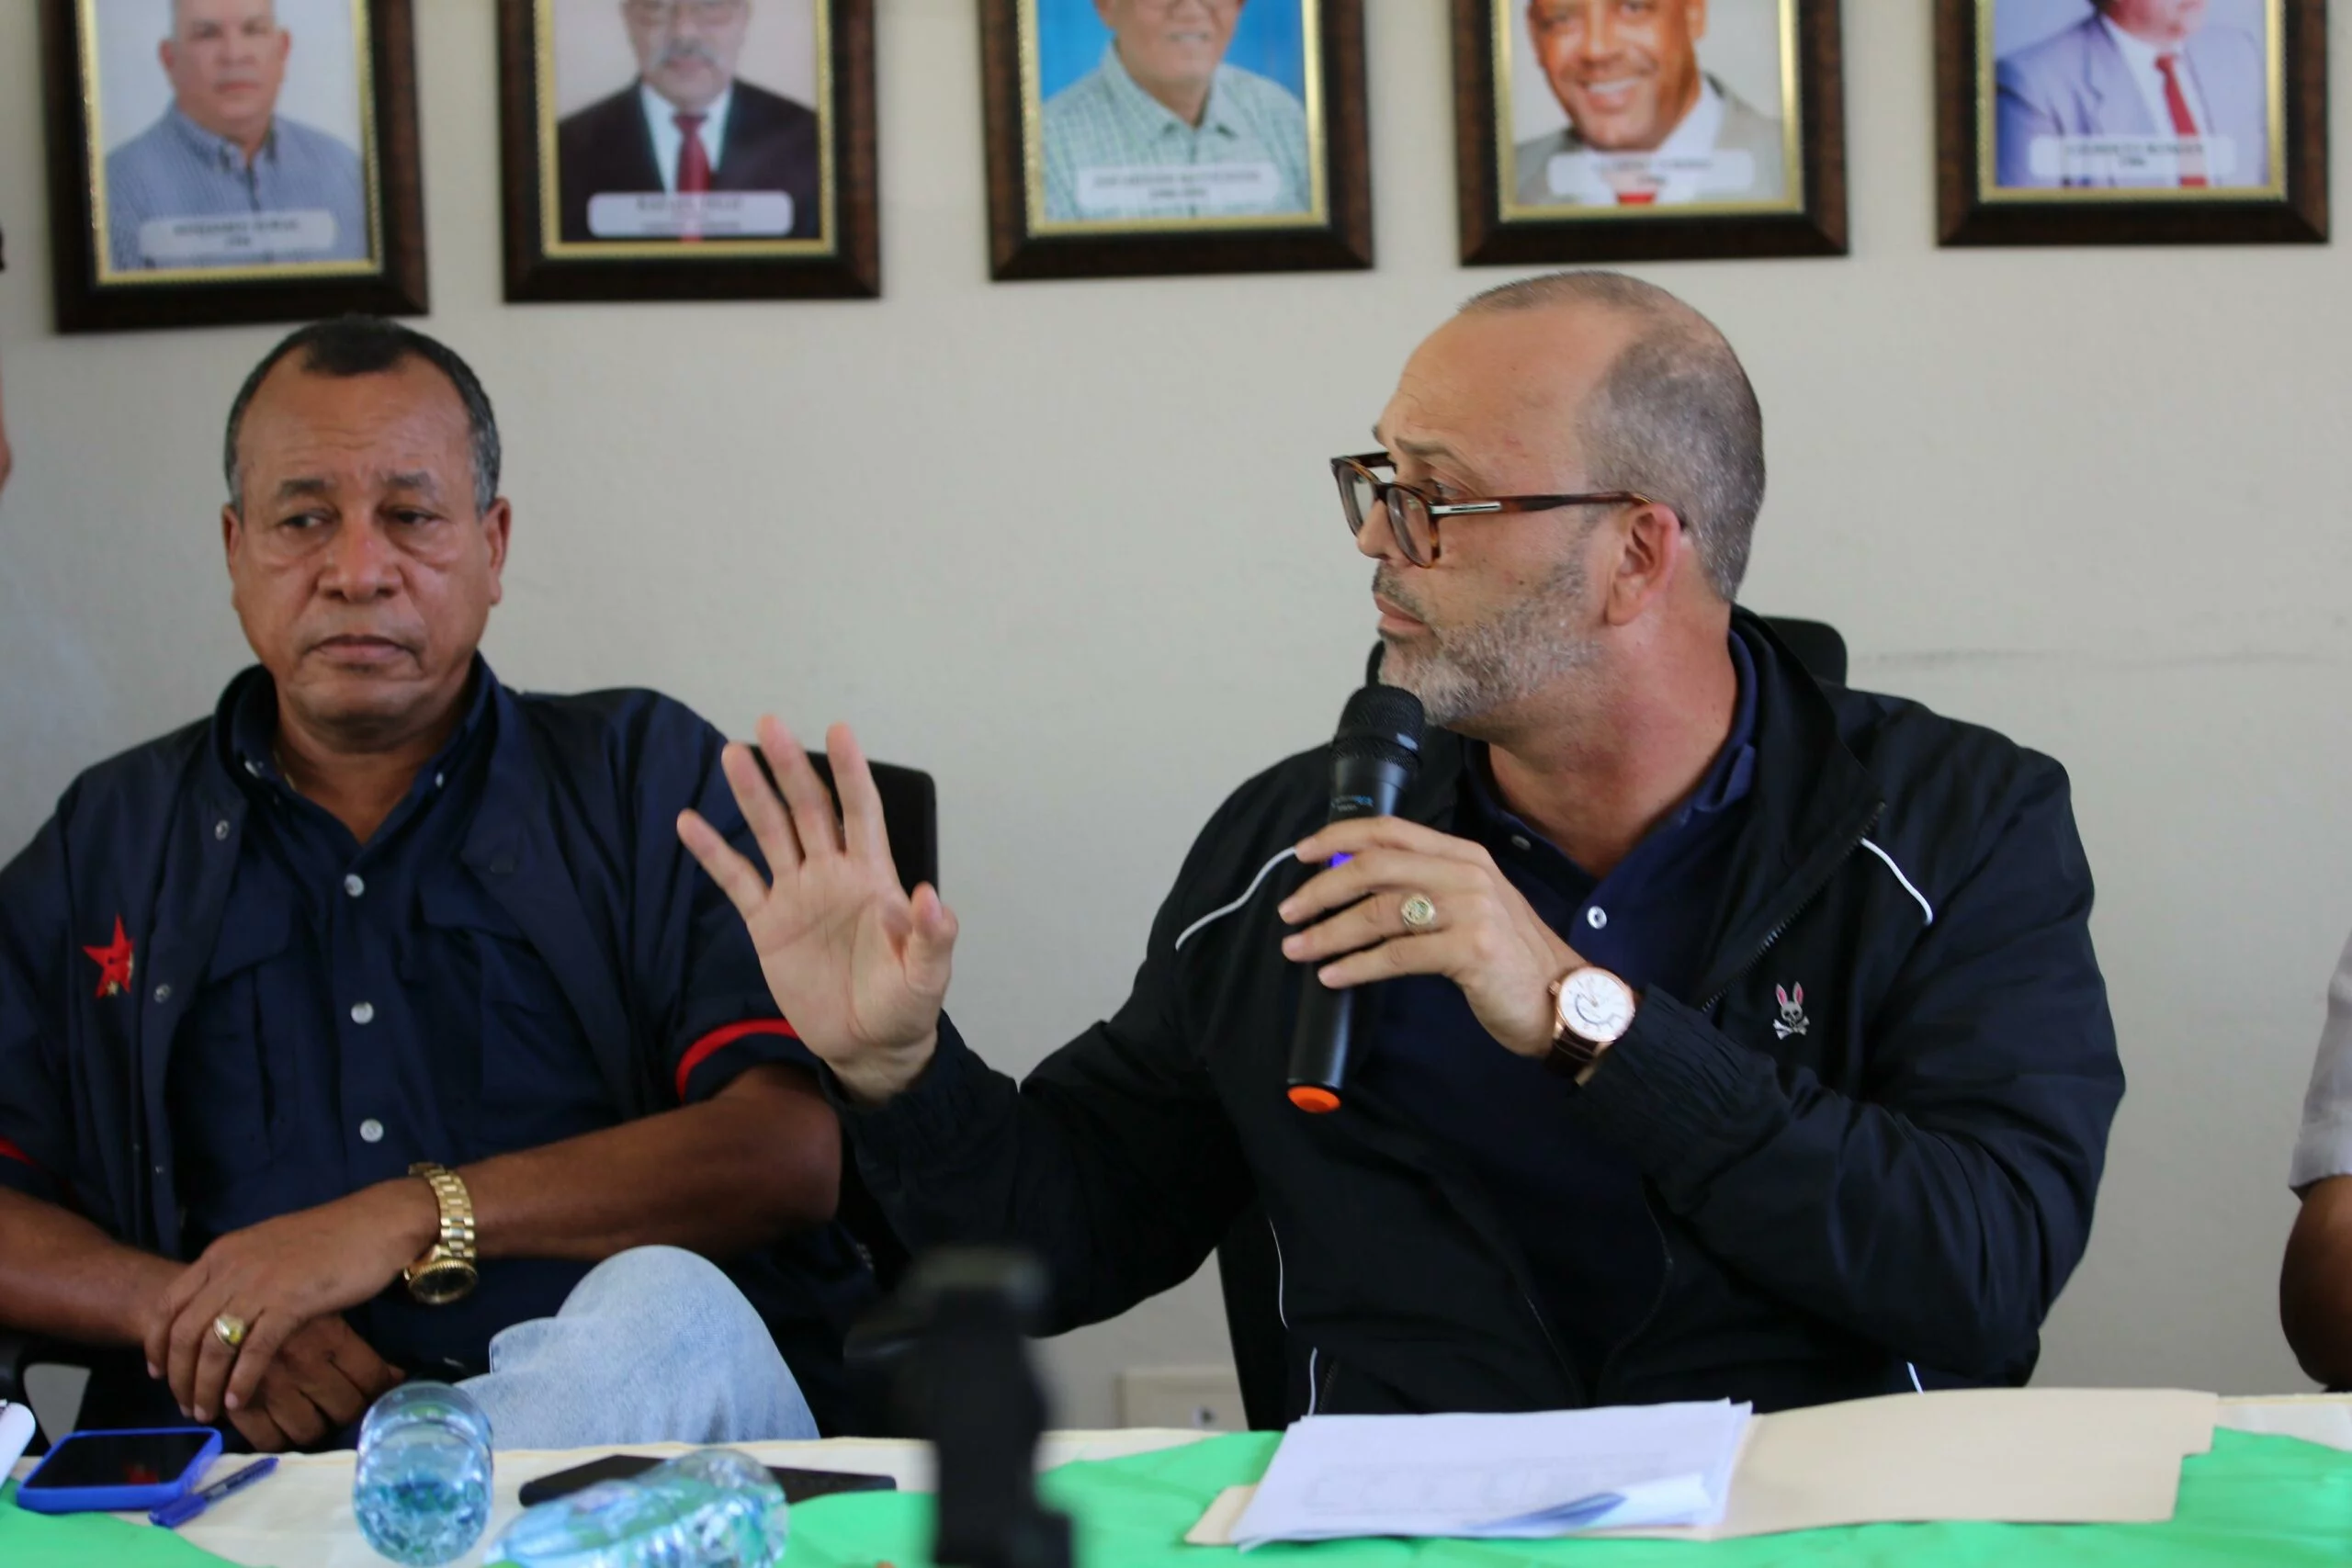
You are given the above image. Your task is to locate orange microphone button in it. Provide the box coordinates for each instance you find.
[1288,1086,1341,1114]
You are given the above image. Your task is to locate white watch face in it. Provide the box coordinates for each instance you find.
[1558,967,1637,1044]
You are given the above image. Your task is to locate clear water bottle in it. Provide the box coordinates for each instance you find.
[352,1381,495,1565]
[485,1449,790,1568]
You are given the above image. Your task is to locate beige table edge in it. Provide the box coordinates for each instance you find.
[12,1396,2346,1566]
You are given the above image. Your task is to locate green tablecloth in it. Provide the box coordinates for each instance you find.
[0,1481,243,1567]
[786,1428,2352,1567]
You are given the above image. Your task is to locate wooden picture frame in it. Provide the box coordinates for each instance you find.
[978,0,1373,282]
[1453,0,1847,266]
[497,0,879,303]
[1936,0,2325,246]
[40,0,428,335]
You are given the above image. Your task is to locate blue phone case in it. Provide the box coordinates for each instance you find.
[14,1427,222,1514]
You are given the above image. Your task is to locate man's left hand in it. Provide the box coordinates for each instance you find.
[1280,818,1585,1060]
[142,1179,438,1424]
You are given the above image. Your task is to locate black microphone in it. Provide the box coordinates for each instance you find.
[1285,683,1424,1113]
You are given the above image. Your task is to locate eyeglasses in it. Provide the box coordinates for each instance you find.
[1330,453,1653,568]
[624,0,745,27]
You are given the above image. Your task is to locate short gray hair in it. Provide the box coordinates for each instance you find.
[1458,271,1765,602]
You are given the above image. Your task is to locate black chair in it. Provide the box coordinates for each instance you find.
[0,750,939,1445]
[1217,617,1849,1428]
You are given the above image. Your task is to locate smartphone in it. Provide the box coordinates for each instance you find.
[516,1453,897,1508]
[14,1427,222,1515]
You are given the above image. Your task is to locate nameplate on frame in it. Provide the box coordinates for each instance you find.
[138,209,340,263]
[1546,150,1758,205]
[2026,134,2240,184]
[586,191,797,239]
[1073,162,1284,217]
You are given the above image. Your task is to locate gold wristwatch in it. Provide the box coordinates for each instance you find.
[402,1162,480,1305]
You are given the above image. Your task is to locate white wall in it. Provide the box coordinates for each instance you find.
[2,0,2346,1426]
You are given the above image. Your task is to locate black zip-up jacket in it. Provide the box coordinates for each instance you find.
[848,613,2124,1416]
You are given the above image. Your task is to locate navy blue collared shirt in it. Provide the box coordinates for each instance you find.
[0,661,870,1426]
[1360,635,1758,1387]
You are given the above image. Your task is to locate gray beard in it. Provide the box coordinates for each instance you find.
[1374,557,1601,730]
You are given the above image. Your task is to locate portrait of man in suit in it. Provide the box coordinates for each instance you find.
[1994,0,2270,190]
[554,0,821,243]
[1510,0,1789,209]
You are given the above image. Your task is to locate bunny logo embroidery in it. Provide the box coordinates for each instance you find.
[1773,983,1809,1040]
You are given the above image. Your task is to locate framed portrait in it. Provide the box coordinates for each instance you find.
[1936,0,2325,245]
[497,0,879,302]
[977,0,1373,281]
[1452,0,1847,265]
[39,0,427,334]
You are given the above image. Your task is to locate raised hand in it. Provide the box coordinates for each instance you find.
[678,718,958,1106]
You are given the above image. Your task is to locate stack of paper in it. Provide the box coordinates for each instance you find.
[1228,1401,1752,1547]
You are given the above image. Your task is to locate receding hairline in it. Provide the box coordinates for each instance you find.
[230,351,479,503]
[171,0,279,34]
[1458,272,1727,355]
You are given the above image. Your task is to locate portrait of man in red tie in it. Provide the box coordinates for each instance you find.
[551,0,822,243]
[1506,0,1794,212]
[1992,0,2272,190]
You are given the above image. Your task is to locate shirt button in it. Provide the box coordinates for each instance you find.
[1510,836,1532,852]
[344,874,366,898]
[1586,907,1608,931]
[243,760,263,778]
[359,1119,385,1145]
[153,984,172,1004]
[214,820,231,841]
[351,1001,376,1025]
[434,773,446,789]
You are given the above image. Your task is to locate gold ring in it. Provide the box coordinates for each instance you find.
[1399,894,1439,933]
[212,1314,248,1350]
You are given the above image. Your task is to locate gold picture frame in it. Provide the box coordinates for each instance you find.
[978,0,1373,281]
[1454,0,1847,265]
[498,0,879,301]
[1937,0,2325,244]
[40,0,427,333]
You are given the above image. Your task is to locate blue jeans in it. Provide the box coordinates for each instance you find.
[455,1247,820,1450]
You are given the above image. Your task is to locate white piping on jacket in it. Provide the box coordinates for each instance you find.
[1860,839,1935,927]
[1173,847,1298,952]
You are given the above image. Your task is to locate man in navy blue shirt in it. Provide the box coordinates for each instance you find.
[0,317,868,1451]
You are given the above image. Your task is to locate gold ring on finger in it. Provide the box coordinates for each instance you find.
[212,1313,249,1350]
[1399,894,1439,933]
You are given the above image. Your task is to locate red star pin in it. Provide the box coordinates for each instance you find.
[84,917,135,999]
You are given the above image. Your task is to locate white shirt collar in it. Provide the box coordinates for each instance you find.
[639,80,736,191]
[1654,75,1725,162]
[2097,12,2170,75]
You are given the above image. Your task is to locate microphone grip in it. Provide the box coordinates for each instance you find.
[1284,752,1414,1113]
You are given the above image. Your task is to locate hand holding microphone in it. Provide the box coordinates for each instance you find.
[1281,690,1587,1111]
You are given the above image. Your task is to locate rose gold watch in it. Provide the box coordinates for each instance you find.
[1544,965,1639,1079]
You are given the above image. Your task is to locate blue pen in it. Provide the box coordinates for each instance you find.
[149,1455,279,1529]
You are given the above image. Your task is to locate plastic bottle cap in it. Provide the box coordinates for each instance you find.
[1288,1086,1341,1114]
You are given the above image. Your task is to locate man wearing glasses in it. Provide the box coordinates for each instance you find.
[556,0,820,243]
[684,271,2124,1417]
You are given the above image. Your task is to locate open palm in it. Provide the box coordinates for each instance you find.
[679,718,956,1104]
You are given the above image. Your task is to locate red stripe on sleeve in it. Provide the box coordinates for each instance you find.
[0,1136,40,1173]
[674,1019,801,1101]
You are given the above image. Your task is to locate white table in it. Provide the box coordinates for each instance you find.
[13,1399,2351,1567]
